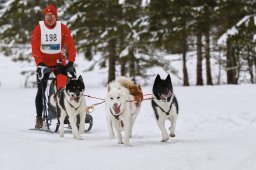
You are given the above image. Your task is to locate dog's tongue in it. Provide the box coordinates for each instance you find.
[160,92,172,100]
[160,96,166,100]
[113,105,121,114]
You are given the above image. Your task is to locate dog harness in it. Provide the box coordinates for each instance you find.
[152,99,173,116]
[110,109,120,120]
[110,109,125,129]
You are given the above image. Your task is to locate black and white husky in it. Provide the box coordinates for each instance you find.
[151,74,179,142]
[49,75,87,140]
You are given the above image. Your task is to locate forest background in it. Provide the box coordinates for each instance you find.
[1,0,256,86]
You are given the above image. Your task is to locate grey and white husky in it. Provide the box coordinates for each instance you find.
[49,75,87,140]
[151,74,179,142]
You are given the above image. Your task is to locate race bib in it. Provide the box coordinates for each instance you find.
[39,21,61,54]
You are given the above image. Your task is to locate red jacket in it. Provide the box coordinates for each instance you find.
[31,21,76,66]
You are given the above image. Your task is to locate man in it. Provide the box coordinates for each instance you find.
[31,4,76,128]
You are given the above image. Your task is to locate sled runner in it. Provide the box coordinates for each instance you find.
[31,64,93,133]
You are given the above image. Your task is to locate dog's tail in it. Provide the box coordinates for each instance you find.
[117,77,134,89]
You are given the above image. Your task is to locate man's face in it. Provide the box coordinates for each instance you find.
[45,12,56,27]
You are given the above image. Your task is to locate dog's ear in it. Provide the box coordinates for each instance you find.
[156,74,161,79]
[154,74,161,84]
[165,74,171,83]
[107,85,111,92]
[78,75,84,83]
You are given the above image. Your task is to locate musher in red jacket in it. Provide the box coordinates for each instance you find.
[31,4,76,128]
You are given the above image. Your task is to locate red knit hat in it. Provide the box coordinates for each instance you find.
[44,4,57,18]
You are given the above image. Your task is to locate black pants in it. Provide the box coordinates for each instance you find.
[35,73,50,118]
[35,66,74,118]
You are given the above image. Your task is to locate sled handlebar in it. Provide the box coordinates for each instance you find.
[37,65,76,81]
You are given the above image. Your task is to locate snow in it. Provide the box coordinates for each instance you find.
[0,0,15,17]
[118,0,150,7]
[141,0,150,7]
[0,55,256,170]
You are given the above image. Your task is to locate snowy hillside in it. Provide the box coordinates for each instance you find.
[0,55,256,170]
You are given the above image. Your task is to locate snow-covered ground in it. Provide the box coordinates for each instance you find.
[0,55,256,170]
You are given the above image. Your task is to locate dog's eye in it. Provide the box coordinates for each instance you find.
[110,97,113,100]
[117,96,120,99]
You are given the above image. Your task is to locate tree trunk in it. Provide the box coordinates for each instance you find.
[226,39,233,84]
[234,46,239,84]
[254,51,256,83]
[128,48,136,78]
[227,39,238,84]
[182,51,189,86]
[120,57,127,76]
[205,30,213,85]
[247,46,254,84]
[196,31,203,85]
[107,38,116,83]
[182,25,189,86]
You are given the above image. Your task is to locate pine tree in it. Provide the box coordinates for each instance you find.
[118,0,150,79]
[215,0,255,84]
[148,0,192,86]
[65,0,122,83]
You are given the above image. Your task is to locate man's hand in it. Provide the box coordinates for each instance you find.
[61,61,76,78]
[65,61,74,72]
[37,62,51,80]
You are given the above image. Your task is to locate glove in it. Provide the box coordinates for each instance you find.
[37,62,51,80]
[65,61,74,72]
[65,61,76,78]
[62,61,75,73]
[60,61,73,73]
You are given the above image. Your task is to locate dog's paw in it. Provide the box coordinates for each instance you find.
[170,133,175,137]
[161,132,169,142]
[79,130,85,134]
[160,135,169,142]
[76,136,83,140]
[160,138,169,142]
[124,141,131,146]
[125,143,132,147]
[59,134,64,137]
[118,140,124,144]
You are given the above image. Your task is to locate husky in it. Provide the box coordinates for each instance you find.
[105,77,143,145]
[49,75,87,140]
[151,74,179,142]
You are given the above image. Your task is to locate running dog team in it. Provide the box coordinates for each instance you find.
[83,75,178,145]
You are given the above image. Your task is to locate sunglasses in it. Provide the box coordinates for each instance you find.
[45,14,56,19]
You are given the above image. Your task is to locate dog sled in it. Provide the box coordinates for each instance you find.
[30,64,93,133]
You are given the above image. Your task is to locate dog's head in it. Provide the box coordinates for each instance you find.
[66,75,85,103]
[152,74,173,102]
[107,86,127,116]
